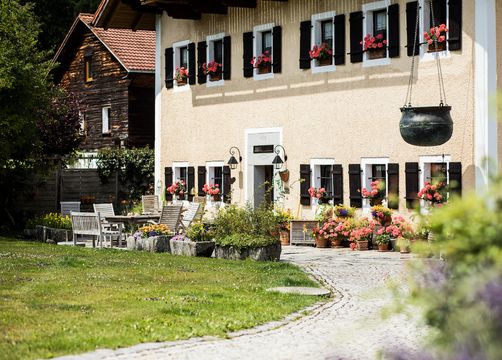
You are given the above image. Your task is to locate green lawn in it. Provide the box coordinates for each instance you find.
[0,238,319,359]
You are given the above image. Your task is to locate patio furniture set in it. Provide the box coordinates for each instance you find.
[64,196,203,248]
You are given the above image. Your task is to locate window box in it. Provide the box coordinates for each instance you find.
[310,11,337,73]
[362,1,391,67]
[204,33,226,87]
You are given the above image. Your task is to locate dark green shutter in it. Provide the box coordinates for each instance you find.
[334,14,346,65]
[300,164,311,206]
[223,166,231,203]
[349,11,363,63]
[448,162,462,196]
[187,167,195,201]
[299,20,312,69]
[223,35,232,80]
[165,167,173,201]
[387,163,399,209]
[188,42,196,85]
[197,41,207,84]
[388,4,400,58]
[165,47,174,88]
[406,1,420,56]
[273,26,282,73]
[243,31,254,77]
[405,162,419,208]
[349,164,362,208]
[197,166,206,196]
[448,0,462,50]
[332,164,343,205]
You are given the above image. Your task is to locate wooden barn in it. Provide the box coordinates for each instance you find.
[53,13,155,151]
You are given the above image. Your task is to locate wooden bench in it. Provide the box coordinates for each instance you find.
[70,212,122,248]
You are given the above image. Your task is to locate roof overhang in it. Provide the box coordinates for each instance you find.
[94,0,288,29]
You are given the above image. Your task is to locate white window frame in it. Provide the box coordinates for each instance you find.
[206,33,225,88]
[310,158,336,207]
[253,23,275,81]
[419,0,451,62]
[172,40,191,91]
[419,155,451,208]
[361,157,389,210]
[206,161,224,201]
[362,0,391,68]
[101,105,111,134]
[311,11,337,74]
[172,161,189,185]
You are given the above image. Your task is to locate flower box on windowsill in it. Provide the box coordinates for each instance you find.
[317,58,333,67]
[368,48,386,60]
[209,72,222,82]
[257,64,272,75]
[427,42,447,53]
[177,79,187,86]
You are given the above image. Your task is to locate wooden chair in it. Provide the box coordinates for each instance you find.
[142,195,160,214]
[181,202,203,229]
[60,201,80,217]
[150,205,183,234]
[70,212,122,248]
[93,203,115,218]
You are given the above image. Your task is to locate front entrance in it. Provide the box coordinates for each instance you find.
[245,128,282,207]
[253,165,274,208]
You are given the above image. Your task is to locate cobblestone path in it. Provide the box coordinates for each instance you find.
[60,247,428,360]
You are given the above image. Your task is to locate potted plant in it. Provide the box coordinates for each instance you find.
[170,222,215,257]
[361,180,385,206]
[309,186,328,204]
[418,181,448,207]
[127,224,173,252]
[349,218,374,251]
[370,205,393,226]
[203,183,221,202]
[202,61,223,81]
[361,33,388,59]
[274,208,293,246]
[279,169,290,182]
[312,225,330,248]
[167,180,186,201]
[374,233,391,252]
[309,42,333,66]
[424,24,448,52]
[251,51,272,74]
[334,204,355,219]
[396,237,411,254]
[175,66,189,85]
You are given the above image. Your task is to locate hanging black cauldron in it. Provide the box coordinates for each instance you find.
[399,106,453,146]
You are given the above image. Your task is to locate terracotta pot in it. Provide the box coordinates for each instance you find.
[357,240,369,251]
[279,170,290,182]
[330,239,343,248]
[257,64,271,74]
[280,230,290,246]
[317,57,332,66]
[209,72,222,81]
[177,78,187,86]
[378,243,389,252]
[428,41,447,52]
[315,236,330,248]
[368,48,386,59]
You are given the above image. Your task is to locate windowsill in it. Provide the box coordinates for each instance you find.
[363,56,391,68]
[206,78,224,87]
[312,63,336,74]
[420,48,451,62]
[174,83,190,92]
[253,71,274,81]
[102,132,111,137]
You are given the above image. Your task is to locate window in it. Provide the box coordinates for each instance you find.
[253,23,275,80]
[206,33,225,86]
[101,106,110,134]
[179,46,188,69]
[419,0,449,56]
[172,40,191,88]
[206,162,224,201]
[361,157,389,208]
[311,11,336,73]
[419,155,451,207]
[362,1,391,66]
[310,159,335,205]
[84,57,93,82]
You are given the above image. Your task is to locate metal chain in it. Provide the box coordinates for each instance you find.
[430,0,448,105]
[404,0,420,107]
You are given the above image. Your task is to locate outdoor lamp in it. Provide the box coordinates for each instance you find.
[228,146,242,170]
[272,145,288,170]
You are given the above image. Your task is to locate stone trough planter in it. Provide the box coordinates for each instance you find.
[126,235,172,253]
[214,243,281,261]
[26,225,72,244]
[170,239,215,257]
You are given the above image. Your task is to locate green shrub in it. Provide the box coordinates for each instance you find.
[212,203,280,248]
[186,222,214,242]
[215,234,278,249]
[26,213,72,230]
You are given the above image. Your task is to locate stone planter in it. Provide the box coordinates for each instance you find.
[170,239,215,257]
[127,235,172,253]
[215,243,281,261]
[34,225,72,244]
[23,228,37,239]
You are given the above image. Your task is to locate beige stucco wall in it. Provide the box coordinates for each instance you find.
[159,0,476,214]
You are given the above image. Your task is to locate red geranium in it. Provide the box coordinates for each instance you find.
[167,180,186,196]
[361,33,388,51]
[251,51,272,69]
[202,183,220,196]
[309,42,333,61]
[418,181,448,204]
[202,61,222,75]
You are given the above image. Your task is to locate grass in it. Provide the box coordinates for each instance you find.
[0,238,319,359]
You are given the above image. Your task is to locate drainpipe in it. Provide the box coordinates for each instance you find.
[154,14,163,201]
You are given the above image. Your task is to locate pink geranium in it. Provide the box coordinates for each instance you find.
[418,181,448,204]
[167,180,186,196]
[361,33,388,51]
[361,180,384,199]
[424,24,448,45]
[202,61,222,75]
[202,183,220,196]
[175,67,189,83]
[308,187,327,201]
[251,51,272,69]
[309,42,333,61]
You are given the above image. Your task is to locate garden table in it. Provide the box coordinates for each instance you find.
[103,214,161,227]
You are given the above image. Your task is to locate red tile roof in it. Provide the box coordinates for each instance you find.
[64,13,155,73]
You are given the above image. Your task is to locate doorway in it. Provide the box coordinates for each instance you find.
[253,165,274,208]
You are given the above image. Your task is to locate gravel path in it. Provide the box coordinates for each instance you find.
[59,247,428,360]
